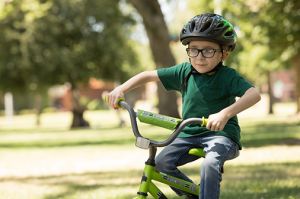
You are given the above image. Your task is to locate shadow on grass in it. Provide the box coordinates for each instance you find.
[0,138,135,148]
[0,125,166,149]
[0,121,299,149]
[0,126,135,148]
[220,162,300,199]
[1,162,299,199]
[0,126,122,133]
[0,170,140,199]
[241,122,300,148]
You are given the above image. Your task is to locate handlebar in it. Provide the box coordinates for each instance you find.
[119,100,207,149]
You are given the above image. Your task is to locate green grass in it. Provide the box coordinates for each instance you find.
[241,121,300,148]
[1,118,299,149]
[0,163,299,199]
[0,110,300,199]
[221,162,300,199]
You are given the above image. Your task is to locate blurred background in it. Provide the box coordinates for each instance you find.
[0,0,299,199]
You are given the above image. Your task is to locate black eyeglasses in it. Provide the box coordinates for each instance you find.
[186,48,222,58]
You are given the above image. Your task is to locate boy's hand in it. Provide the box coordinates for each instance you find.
[102,87,124,109]
[206,111,230,131]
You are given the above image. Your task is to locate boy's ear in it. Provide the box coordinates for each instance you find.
[222,50,230,61]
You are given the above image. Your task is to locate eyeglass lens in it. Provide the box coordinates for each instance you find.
[186,48,219,58]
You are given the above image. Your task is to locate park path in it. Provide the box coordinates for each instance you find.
[0,145,300,178]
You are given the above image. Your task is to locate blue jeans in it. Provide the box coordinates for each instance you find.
[155,135,239,199]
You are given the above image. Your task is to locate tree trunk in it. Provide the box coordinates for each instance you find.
[292,55,300,113]
[267,71,274,114]
[130,0,179,117]
[70,86,90,129]
[35,94,42,126]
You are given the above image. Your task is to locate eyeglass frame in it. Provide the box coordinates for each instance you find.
[186,48,223,58]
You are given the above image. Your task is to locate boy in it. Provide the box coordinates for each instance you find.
[105,13,261,199]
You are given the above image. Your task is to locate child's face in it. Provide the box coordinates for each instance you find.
[187,40,228,74]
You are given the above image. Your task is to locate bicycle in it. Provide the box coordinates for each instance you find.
[117,99,214,199]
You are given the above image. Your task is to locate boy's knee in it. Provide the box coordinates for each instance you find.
[155,156,167,170]
[155,155,174,172]
[155,156,163,169]
[201,157,221,174]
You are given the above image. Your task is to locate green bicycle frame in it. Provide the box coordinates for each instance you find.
[135,163,199,199]
[133,147,205,199]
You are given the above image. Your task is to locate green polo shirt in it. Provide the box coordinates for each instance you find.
[157,62,253,149]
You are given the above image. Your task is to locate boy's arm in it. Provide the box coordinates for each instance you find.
[206,87,261,131]
[105,70,159,108]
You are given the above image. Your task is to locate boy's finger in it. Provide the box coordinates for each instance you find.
[103,95,108,103]
[101,91,109,102]
[206,121,211,130]
[113,99,120,109]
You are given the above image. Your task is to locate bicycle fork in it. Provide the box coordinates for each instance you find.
[135,146,167,199]
[135,164,167,199]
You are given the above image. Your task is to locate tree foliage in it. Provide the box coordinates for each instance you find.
[0,0,139,93]
[0,0,141,127]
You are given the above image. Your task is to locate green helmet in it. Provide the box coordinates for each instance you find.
[180,13,237,51]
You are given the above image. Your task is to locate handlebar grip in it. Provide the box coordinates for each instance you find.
[201,116,208,127]
[102,94,125,109]
[116,98,125,108]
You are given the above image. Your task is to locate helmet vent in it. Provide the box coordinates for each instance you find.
[189,21,196,32]
[225,30,233,37]
[200,21,211,32]
[216,23,225,29]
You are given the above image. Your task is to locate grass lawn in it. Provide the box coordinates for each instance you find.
[0,162,299,199]
[0,109,300,199]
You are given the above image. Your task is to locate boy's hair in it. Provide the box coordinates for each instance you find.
[180,13,237,51]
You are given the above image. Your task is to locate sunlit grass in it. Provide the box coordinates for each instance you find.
[0,109,123,130]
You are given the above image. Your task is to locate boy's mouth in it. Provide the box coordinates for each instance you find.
[195,63,207,67]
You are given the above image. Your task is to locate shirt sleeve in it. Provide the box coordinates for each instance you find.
[227,68,253,97]
[157,63,188,92]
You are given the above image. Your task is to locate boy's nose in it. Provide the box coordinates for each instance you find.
[196,52,205,59]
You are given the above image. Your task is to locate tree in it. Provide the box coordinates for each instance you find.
[0,0,140,127]
[129,0,180,117]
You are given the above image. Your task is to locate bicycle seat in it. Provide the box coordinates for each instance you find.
[188,148,205,158]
